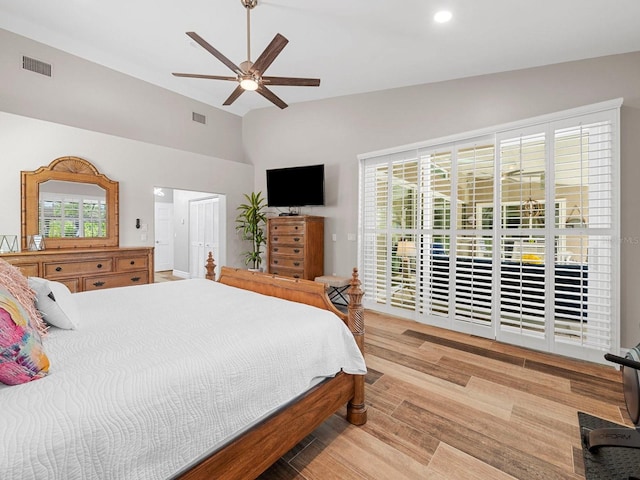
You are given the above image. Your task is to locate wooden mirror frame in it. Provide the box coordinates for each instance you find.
[21,156,119,250]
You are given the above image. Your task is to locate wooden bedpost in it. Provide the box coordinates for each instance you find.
[346,267,367,425]
[205,252,216,281]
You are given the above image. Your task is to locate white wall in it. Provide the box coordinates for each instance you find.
[243,51,640,348]
[0,111,253,269]
[0,28,245,163]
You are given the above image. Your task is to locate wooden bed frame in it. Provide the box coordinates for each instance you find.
[174,253,367,480]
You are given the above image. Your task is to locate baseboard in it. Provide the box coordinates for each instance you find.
[172,269,190,279]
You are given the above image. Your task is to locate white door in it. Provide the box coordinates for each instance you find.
[189,197,219,279]
[154,202,174,271]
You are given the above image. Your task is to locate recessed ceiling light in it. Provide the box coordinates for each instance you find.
[434,10,453,23]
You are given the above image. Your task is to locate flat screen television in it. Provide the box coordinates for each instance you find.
[266,164,325,207]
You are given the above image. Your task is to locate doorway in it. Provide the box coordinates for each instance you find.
[153,187,226,279]
[154,200,174,271]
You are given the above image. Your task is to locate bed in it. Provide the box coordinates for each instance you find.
[0,254,367,480]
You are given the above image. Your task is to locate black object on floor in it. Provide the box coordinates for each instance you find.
[579,411,640,480]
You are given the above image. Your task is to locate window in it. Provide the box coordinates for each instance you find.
[359,99,621,362]
[40,193,107,238]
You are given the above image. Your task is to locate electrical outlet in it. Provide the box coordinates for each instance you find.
[332,233,337,241]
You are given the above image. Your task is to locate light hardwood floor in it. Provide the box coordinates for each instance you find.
[259,310,627,480]
[155,270,185,282]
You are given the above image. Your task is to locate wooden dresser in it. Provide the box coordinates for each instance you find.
[1,247,154,293]
[267,216,324,280]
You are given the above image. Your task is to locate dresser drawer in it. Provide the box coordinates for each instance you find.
[15,263,39,277]
[84,271,149,291]
[270,234,305,246]
[117,256,148,272]
[270,222,305,235]
[59,278,79,293]
[270,267,304,279]
[270,257,304,269]
[270,245,303,256]
[44,259,113,277]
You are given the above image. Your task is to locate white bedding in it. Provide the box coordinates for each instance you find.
[0,278,366,480]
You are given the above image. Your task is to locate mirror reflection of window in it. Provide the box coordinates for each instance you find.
[39,180,107,238]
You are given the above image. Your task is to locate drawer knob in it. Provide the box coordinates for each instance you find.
[93,281,105,287]
[55,267,62,272]
[293,274,300,279]
[295,226,299,230]
[131,276,141,282]
[293,262,300,267]
[273,237,279,241]
[293,249,300,253]
[274,248,279,252]
[97,263,103,269]
[293,237,300,242]
[130,260,135,265]
[274,260,279,264]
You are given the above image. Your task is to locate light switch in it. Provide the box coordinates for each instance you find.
[332,233,337,241]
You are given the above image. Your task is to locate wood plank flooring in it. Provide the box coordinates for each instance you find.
[154,270,185,282]
[259,310,627,480]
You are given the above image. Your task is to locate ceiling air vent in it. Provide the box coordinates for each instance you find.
[22,56,52,77]
[192,112,206,125]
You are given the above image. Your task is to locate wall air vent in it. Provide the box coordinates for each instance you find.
[22,56,52,77]
[192,112,206,125]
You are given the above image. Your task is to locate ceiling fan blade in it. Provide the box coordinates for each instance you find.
[223,85,245,106]
[250,33,289,75]
[186,32,243,75]
[257,85,288,109]
[172,73,237,81]
[261,76,320,87]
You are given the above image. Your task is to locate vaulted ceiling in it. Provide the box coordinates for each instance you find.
[1,0,639,116]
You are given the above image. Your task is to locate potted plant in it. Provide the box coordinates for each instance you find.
[235,191,267,270]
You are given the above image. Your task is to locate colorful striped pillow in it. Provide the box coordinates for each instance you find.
[0,259,47,336]
[0,288,50,385]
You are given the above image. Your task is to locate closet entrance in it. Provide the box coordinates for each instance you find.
[153,187,226,279]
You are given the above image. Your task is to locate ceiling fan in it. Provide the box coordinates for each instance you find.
[172,0,320,109]
[501,168,544,183]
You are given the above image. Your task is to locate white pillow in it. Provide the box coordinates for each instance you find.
[29,277,80,329]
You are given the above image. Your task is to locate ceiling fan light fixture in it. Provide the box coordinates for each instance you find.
[240,75,259,91]
[434,10,453,23]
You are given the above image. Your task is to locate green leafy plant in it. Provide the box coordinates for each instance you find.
[235,191,267,270]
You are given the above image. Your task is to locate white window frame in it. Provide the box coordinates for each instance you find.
[39,192,107,238]
[358,98,621,363]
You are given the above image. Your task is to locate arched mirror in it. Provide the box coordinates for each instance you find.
[21,156,119,250]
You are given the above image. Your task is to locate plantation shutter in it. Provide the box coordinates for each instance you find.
[496,129,548,348]
[552,115,616,357]
[453,144,495,330]
[417,148,453,320]
[361,151,421,313]
[359,99,620,362]
[361,157,390,308]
